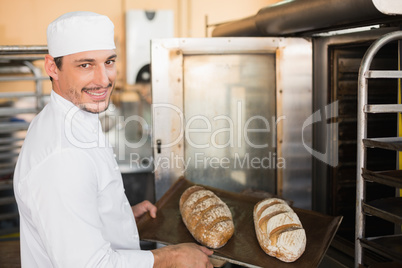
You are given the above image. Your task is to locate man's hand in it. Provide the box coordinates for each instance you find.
[131,200,157,221]
[152,243,214,268]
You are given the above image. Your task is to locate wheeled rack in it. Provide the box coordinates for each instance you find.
[356,31,402,267]
[0,45,48,236]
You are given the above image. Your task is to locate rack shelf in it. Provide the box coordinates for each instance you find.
[366,70,402,79]
[363,137,402,151]
[0,212,18,221]
[362,197,402,224]
[0,107,38,117]
[360,235,402,264]
[362,169,402,188]
[0,196,16,206]
[365,104,402,113]
[0,122,30,133]
[0,180,13,191]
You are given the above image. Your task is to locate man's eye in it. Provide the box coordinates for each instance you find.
[80,63,90,68]
[106,60,115,65]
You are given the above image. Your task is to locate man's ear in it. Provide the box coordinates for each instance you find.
[44,55,58,80]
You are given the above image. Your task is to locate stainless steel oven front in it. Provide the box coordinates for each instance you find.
[150,37,312,209]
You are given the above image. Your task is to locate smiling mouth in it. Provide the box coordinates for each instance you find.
[86,91,106,96]
[82,83,112,99]
[83,90,108,100]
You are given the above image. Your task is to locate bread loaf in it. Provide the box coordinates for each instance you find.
[253,198,306,262]
[179,185,234,249]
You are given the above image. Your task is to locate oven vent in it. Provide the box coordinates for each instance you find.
[212,0,402,37]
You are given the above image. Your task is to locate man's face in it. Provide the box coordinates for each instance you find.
[53,50,117,114]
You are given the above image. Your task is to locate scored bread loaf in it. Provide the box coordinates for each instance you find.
[253,198,306,262]
[179,185,234,249]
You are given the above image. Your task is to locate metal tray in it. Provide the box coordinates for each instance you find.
[137,177,342,268]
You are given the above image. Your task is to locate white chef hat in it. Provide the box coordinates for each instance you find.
[47,11,116,58]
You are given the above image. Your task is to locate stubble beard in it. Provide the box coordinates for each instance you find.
[70,83,114,114]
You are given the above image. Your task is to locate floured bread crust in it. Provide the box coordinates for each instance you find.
[253,198,306,262]
[180,185,234,249]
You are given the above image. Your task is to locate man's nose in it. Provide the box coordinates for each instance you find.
[94,65,109,87]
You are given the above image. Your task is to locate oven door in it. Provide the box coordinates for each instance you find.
[151,37,312,207]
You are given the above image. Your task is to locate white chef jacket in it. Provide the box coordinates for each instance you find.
[13,91,154,268]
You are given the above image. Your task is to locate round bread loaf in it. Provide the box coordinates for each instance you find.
[179,185,234,249]
[253,198,306,262]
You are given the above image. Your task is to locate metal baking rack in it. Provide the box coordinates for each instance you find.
[356,31,402,267]
[0,45,48,236]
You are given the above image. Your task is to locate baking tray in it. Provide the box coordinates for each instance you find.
[137,177,342,268]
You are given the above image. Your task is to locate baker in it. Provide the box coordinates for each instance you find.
[13,11,213,267]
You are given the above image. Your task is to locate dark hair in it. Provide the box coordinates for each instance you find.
[49,56,63,81]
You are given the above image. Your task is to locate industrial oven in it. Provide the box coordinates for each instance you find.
[150,37,312,207]
[149,0,402,267]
